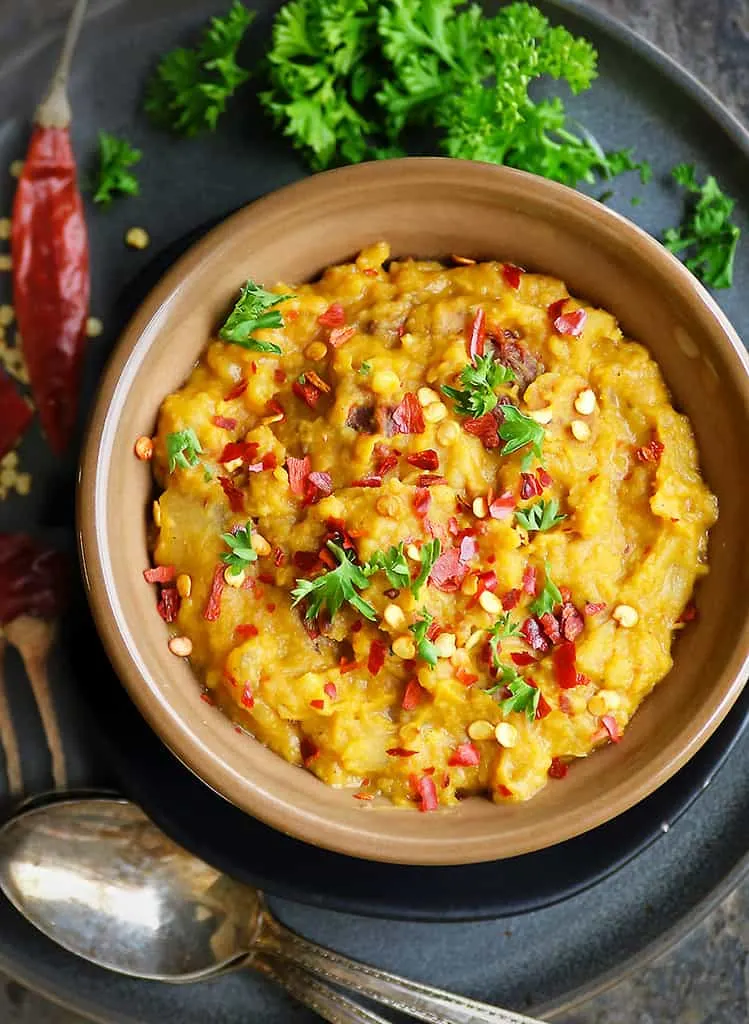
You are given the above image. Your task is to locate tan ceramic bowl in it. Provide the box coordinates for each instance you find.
[78,159,749,865]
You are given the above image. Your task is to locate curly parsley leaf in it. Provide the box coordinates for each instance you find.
[498,405,545,458]
[411,538,441,597]
[515,498,566,533]
[409,609,438,668]
[499,673,540,720]
[145,1,254,136]
[166,428,203,472]
[91,132,141,206]
[488,612,521,670]
[364,542,411,589]
[442,354,514,418]
[663,164,741,289]
[530,561,562,617]
[221,521,258,572]
[291,541,376,621]
[219,280,293,354]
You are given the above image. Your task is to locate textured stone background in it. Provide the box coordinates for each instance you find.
[1,0,747,1021]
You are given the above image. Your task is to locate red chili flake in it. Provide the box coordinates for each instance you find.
[552,641,578,689]
[448,742,481,767]
[548,757,568,779]
[310,699,325,709]
[559,586,571,602]
[273,368,287,385]
[323,682,338,701]
[318,302,346,327]
[266,603,277,614]
[143,565,176,584]
[318,548,336,569]
[463,413,499,449]
[413,487,431,518]
[387,747,418,758]
[536,693,552,719]
[425,621,442,642]
[522,565,537,595]
[300,738,319,765]
[402,679,425,710]
[224,378,247,401]
[293,379,322,409]
[635,436,665,464]
[679,602,698,623]
[413,774,439,812]
[489,491,516,520]
[307,471,333,498]
[520,472,543,500]
[368,639,387,676]
[476,569,498,594]
[467,307,486,362]
[350,619,363,633]
[251,361,258,375]
[212,415,237,430]
[537,468,553,489]
[456,668,479,687]
[502,589,521,611]
[502,263,524,289]
[540,612,562,645]
[156,585,180,623]
[240,683,254,709]
[363,268,378,278]
[305,370,331,394]
[497,784,513,798]
[550,302,587,337]
[351,476,383,488]
[459,535,478,562]
[329,325,356,348]
[285,309,299,321]
[558,692,573,715]
[266,396,284,420]
[374,444,399,476]
[601,714,622,743]
[417,474,448,487]
[407,449,439,471]
[218,475,245,513]
[353,792,374,801]
[203,565,225,622]
[293,551,320,573]
[560,602,585,641]
[219,441,259,465]
[339,658,362,674]
[272,547,285,567]
[584,602,606,616]
[287,455,311,497]
[522,616,552,654]
[235,624,259,640]
[511,652,536,666]
[392,392,425,434]
[430,548,469,592]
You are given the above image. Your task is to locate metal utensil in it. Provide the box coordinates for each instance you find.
[0,796,544,1023]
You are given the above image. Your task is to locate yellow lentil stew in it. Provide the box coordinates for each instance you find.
[146,242,717,810]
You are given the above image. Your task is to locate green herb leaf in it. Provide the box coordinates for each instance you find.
[411,538,441,597]
[515,498,566,533]
[91,132,141,206]
[291,541,376,621]
[499,674,540,720]
[166,428,203,472]
[498,405,544,458]
[530,561,562,617]
[488,612,521,669]
[219,280,293,353]
[358,361,372,375]
[221,521,258,572]
[145,1,254,136]
[663,164,741,289]
[442,353,514,418]
[364,543,411,590]
[409,609,437,668]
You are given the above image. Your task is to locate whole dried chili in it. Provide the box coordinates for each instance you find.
[11,3,90,454]
[0,368,33,460]
[0,533,66,624]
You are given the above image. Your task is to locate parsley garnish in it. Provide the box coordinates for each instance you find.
[488,613,521,670]
[530,562,562,617]
[219,281,293,354]
[498,405,544,458]
[166,428,203,472]
[442,354,514,418]
[291,541,376,621]
[364,543,411,590]
[145,1,254,136]
[515,498,566,533]
[359,362,372,376]
[91,132,141,206]
[411,538,441,598]
[221,521,258,572]
[409,610,438,668]
[663,164,741,289]
[499,674,540,721]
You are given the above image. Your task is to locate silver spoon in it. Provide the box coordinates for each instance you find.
[0,796,544,1024]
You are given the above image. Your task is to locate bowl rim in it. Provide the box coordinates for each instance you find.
[77,157,749,865]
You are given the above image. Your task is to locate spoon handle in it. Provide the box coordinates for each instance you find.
[255,956,394,1024]
[255,916,544,1024]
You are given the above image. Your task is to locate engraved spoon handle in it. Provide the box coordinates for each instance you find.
[255,914,544,1024]
[255,957,395,1024]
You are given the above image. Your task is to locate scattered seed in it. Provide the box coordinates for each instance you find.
[224,566,246,588]
[570,419,591,442]
[468,720,494,741]
[251,533,271,557]
[305,341,328,361]
[134,435,154,460]
[9,160,23,178]
[383,604,406,629]
[574,388,597,415]
[168,636,193,658]
[479,591,502,615]
[529,407,553,424]
[176,574,192,599]
[495,722,518,747]
[392,636,416,660]
[371,370,400,395]
[0,217,10,239]
[417,386,439,407]
[125,226,150,250]
[0,305,13,326]
[86,316,103,338]
[612,604,638,627]
[423,402,447,423]
[472,496,488,519]
[433,633,457,658]
[152,500,161,527]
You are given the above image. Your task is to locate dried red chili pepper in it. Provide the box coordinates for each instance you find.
[417,474,448,488]
[520,472,543,499]
[212,415,237,430]
[240,683,254,709]
[0,533,66,625]
[489,492,515,520]
[324,682,337,701]
[374,444,399,476]
[501,263,523,289]
[293,378,322,409]
[224,378,247,401]
[407,449,439,471]
[328,325,356,348]
[463,412,500,449]
[218,475,244,514]
[143,565,176,584]
[402,679,426,710]
[351,476,383,488]
[387,747,418,758]
[502,589,521,610]
[12,36,90,454]
[511,652,536,666]
[548,299,587,337]
[467,308,486,362]
[448,742,481,767]
[429,548,468,592]
[601,714,622,743]
[413,487,431,518]
[392,393,425,434]
[287,455,311,497]
[219,440,259,465]
[203,564,225,622]
[552,641,578,689]
[367,639,387,676]
[635,435,665,464]
[0,370,33,460]
[548,757,568,779]
[412,773,439,812]
[157,585,180,623]
[318,302,345,328]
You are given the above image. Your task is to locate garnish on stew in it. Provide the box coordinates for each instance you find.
[515,498,566,533]
[221,520,258,572]
[166,428,203,472]
[442,353,514,418]
[219,279,293,354]
[291,541,376,621]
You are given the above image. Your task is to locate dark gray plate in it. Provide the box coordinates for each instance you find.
[0,0,748,1020]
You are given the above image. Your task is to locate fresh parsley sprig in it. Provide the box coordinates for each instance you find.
[409,609,438,668]
[145,1,254,136]
[499,674,540,720]
[91,132,141,206]
[488,612,521,668]
[530,562,562,617]
[442,354,514,418]
[411,539,441,597]
[291,541,376,621]
[515,498,566,533]
[664,164,741,289]
[221,521,258,572]
[364,543,411,590]
[219,281,293,354]
[166,428,203,472]
[498,405,545,458]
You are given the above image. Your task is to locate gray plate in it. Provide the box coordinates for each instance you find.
[0,0,748,1021]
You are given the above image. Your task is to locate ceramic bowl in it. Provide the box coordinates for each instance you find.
[78,159,749,865]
